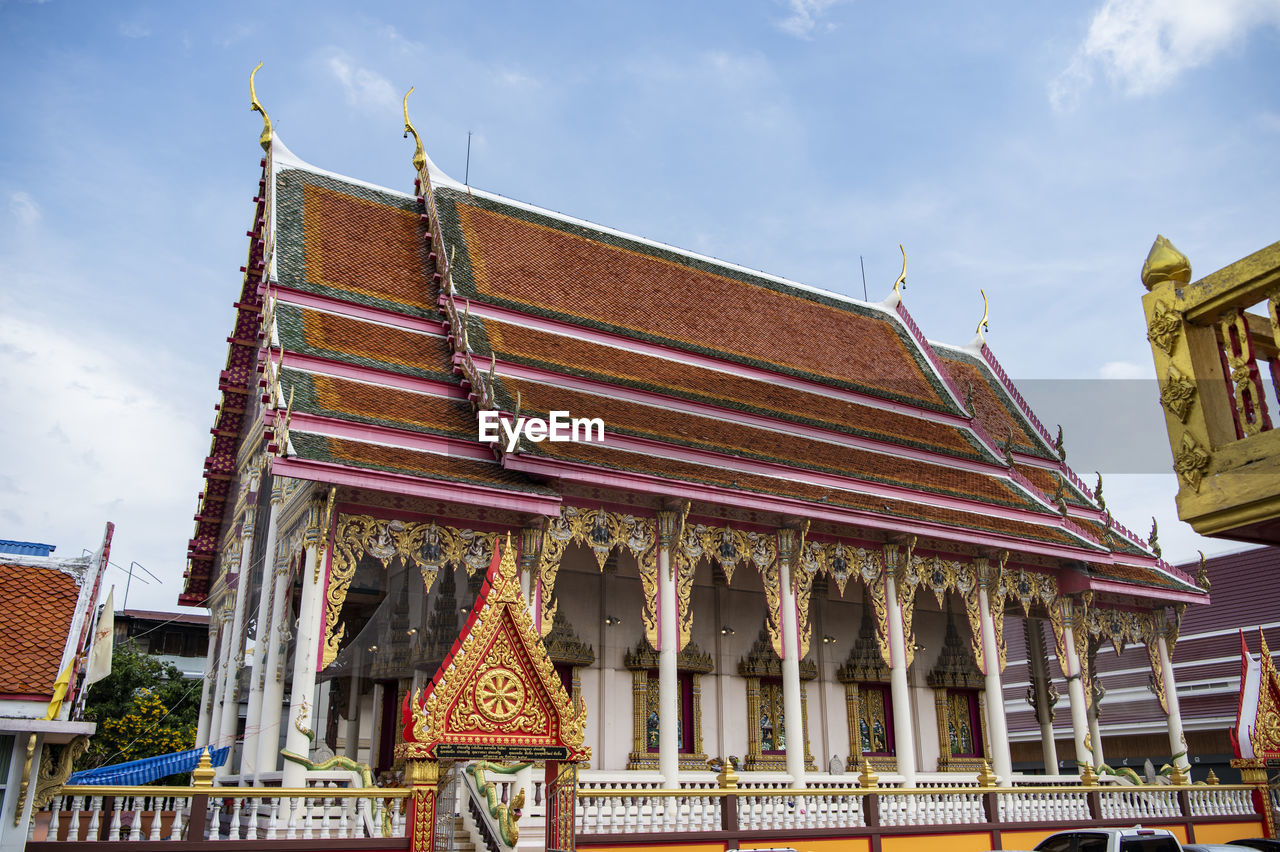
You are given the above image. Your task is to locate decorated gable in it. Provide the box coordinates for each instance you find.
[399,535,589,762]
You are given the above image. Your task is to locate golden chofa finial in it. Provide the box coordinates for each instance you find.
[891,243,907,300]
[249,62,273,151]
[976,288,990,344]
[403,87,426,173]
[1141,235,1191,291]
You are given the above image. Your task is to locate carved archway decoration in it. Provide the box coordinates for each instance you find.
[538,506,656,640]
[677,523,777,651]
[323,513,499,669]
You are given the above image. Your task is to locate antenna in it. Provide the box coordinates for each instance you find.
[465,131,472,187]
[859,255,867,301]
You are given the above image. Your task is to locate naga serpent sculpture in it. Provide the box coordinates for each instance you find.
[466,761,531,846]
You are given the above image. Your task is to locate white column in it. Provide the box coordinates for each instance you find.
[1088,695,1106,770]
[195,617,221,748]
[1060,606,1092,774]
[209,597,235,749]
[657,512,679,789]
[1157,632,1190,773]
[216,492,263,779]
[241,482,282,777]
[977,580,1012,785]
[883,566,918,787]
[281,496,329,788]
[1025,620,1059,774]
[777,541,806,788]
[253,553,293,781]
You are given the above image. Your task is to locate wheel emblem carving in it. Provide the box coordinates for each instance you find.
[476,668,525,723]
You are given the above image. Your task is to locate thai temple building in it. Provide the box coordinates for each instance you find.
[185,78,1216,809]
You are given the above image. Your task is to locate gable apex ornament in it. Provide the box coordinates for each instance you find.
[249,62,273,152]
[399,534,588,761]
[402,87,426,173]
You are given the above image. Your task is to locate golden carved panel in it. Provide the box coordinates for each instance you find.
[323,514,498,669]
[538,506,656,639]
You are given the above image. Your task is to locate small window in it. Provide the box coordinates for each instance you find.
[857,684,895,756]
[644,671,693,753]
[1033,834,1074,852]
[1076,835,1109,852]
[1119,839,1180,852]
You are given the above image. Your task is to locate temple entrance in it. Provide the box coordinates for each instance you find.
[395,535,589,852]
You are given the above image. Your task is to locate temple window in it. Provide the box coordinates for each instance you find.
[837,608,897,771]
[928,605,990,771]
[624,641,711,770]
[738,627,817,772]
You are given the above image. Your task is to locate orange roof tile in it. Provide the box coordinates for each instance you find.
[936,351,1048,458]
[0,563,78,696]
[276,305,454,381]
[530,441,1086,548]
[285,369,476,439]
[441,191,951,410]
[506,378,1037,510]
[480,317,984,461]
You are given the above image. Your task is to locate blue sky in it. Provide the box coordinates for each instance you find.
[1,0,1277,610]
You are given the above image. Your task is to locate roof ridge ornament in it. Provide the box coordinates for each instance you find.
[402,87,426,173]
[976,288,990,345]
[891,243,907,303]
[249,62,273,152]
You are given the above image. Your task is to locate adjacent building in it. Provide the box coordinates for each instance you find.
[0,528,109,852]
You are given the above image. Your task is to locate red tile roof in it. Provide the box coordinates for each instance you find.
[299,179,433,313]
[0,563,78,697]
[480,317,985,461]
[443,192,952,410]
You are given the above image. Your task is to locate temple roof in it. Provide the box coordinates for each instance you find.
[181,135,1204,606]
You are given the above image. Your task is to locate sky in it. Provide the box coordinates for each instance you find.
[1,0,1278,612]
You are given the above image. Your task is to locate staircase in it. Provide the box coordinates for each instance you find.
[451,816,479,852]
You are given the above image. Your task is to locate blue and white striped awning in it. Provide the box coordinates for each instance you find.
[67,746,229,786]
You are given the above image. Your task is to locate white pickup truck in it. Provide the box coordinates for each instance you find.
[1013,827,1184,852]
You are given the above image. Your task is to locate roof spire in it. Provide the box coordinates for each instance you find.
[249,62,273,151]
[891,243,907,302]
[402,87,426,173]
[975,288,990,345]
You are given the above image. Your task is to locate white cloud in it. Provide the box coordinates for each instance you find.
[775,0,843,39]
[8,191,40,225]
[1052,0,1280,109]
[1099,359,1153,379]
[118,21,150,39]
[0,314,206,611]
[326,53,398,111]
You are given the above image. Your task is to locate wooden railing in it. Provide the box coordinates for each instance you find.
[1142,237,1280,545]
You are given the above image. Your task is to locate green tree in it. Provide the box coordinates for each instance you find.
[78,642,201,775]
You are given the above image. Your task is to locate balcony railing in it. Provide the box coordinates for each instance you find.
[1142,237,1280,545]
[574,780,1266,844]
[26,775,1272,848]
[29,784,408,845]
